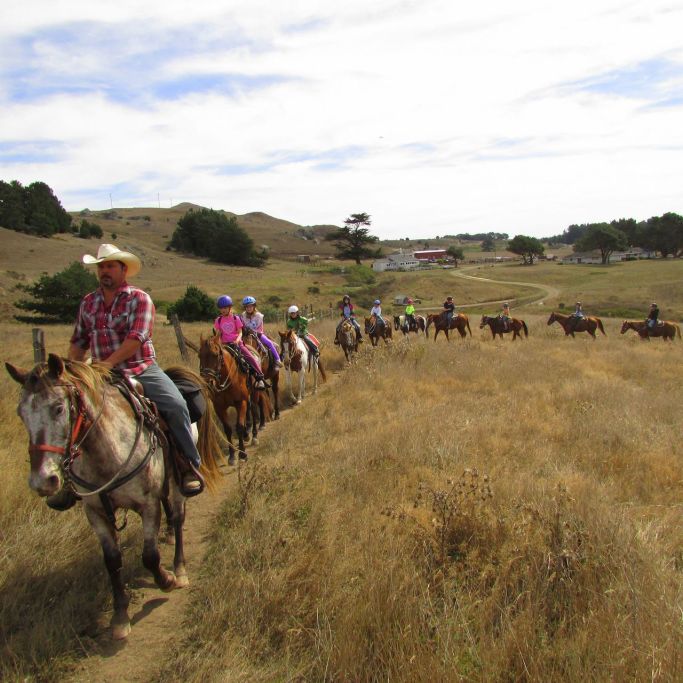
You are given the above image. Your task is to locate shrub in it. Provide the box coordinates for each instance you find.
[167,285,216,322]
[14,262,98,324]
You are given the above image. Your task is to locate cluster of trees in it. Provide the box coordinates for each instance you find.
[0,180,72,236]
[325,213,381,265]
[14,262,98,323]
[507,235,545,264]
[169,208,268,267]
[76,219,104,239]
[545,213,683,260]
[166,284,216,322]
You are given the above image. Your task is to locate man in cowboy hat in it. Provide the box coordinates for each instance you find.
[63,244,202,505]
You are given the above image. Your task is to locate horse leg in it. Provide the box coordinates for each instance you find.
[222,412,236,465]
[141,498,177,592]
[286,368,296,402]
[237,400,248,460]
[167,490,188,588]
[160,496,175,545]
[84,504,131,640]
[250,396,259,446]
[272,375,280,419]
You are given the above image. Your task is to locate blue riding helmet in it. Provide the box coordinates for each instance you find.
[374,299,381,305]
[217,295,232,308]
[242,296,257,306]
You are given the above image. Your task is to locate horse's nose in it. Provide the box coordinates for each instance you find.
[30,472,61,496]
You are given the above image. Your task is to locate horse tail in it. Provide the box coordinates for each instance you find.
[317,356,327,383]
[466,318,472,336]
[164,365,227,491]
[258,387,273,421]
[597,318,606,336]
[522,320,529,338]
[676,324,681,339]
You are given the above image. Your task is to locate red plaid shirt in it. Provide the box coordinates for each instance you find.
[70,283,156,376]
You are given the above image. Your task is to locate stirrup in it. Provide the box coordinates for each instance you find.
[181,463,205,497]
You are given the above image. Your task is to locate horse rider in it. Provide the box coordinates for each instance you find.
[287,305,320,356]
[214,295,267,389]
[405,298,416,330]
[240,296,282,369]
[369,299,386,331]
[568,301,585,334]
[499,302,511,331]
[67,243,203,507]
[442,296,456,326]
[335,294,363,344]
[646,302,660,331]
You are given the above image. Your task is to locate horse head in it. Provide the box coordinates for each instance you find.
[6,354,84,496]
[620,320,632,334]
[479,315,489,329]
[547,312,557,325]
[393,316,401,330]
[198,334,225,387]
[364,316,373,333]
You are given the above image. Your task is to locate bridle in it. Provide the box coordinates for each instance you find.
[200,341,232,392]
[280,332,302,369]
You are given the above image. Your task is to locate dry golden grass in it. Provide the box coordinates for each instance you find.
[152,321,683,682]
[2,316,683,681]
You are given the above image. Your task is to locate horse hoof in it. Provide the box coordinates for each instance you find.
[252,437,259,446]
[112,621,131,640]
[161,572,177,592]
[296,399,302,405]
[161,530,175,545]
[175,573,190,589]
[239,452,248,461]
[228,454,235,466]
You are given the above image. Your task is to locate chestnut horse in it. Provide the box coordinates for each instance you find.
[335,318,358,361]
[198,332,252,464]
[480,315,528,340]
[620,319,681,341]
[243,327,280,423]
[426,312,472,341]
[5,355,224,640]
[364,315,392,346]
[547,311,606,339]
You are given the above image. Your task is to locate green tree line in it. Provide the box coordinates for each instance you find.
[0,180,72,236]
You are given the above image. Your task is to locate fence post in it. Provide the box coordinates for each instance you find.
[169,314,189,363]
[32,328,46,363]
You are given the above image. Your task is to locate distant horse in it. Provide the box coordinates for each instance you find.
[5,355,224,640]
[243,328,280,421]
[426,312,472,341]
[279,329,327,404]
[199,331,251,464]
[620,319,681,341]
[364,315,392,346]
[547,311,606,339]
[335,318,358,361]
[480,315,528,340]
[393,314,427,336]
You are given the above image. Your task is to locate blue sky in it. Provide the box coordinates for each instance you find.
[1,0,682,238]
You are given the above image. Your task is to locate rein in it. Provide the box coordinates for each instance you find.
[201,344,234,392]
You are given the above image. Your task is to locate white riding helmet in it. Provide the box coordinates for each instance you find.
[288,305,299,314]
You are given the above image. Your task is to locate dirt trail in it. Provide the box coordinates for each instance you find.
[449,266,561,308]
[65,465,238,683]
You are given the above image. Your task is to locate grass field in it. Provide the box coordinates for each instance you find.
[481,259,683,320]
[1,311,683,681]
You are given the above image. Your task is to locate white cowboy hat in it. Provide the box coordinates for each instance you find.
[82,243,142,277]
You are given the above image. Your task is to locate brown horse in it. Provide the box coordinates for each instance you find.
[480,314,528,340]
[426,312,472,341]
[547,311,606,339]
[198,332,251,464]
[243,327,280,421]
[620,319,681,341]
[335,318,358,361]
[364,315,392,346]
[5,355,224,640]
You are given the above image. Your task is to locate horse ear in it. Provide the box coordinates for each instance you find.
[47,353,65,379]
[5,362,29,385]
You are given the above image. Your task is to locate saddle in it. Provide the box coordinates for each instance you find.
[116,371,206,497]
[223,343,252,375]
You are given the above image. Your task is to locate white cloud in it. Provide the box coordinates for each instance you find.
[1,0,682,237]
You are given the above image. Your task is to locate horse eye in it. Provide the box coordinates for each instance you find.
[52,403,66,417]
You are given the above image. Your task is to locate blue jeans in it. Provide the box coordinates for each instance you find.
[136,364,201,467]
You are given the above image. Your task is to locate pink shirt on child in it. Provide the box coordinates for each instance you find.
[214,314,243,344]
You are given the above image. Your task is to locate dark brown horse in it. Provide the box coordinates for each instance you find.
[393,314,427,336]
[243,327,280,423]
[364,315,392,346]
[198,332,251,464]
[547,311,606,339]
[480,315,528,340]
[426,312,472,341]
[335,318,358,361]
[620,319,681,341]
